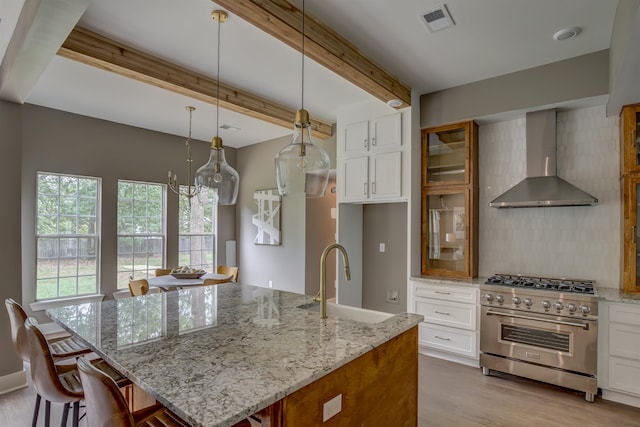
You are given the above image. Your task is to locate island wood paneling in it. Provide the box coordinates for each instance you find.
[281,327,418,427]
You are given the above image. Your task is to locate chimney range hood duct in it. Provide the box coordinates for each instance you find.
[489,109,597,208]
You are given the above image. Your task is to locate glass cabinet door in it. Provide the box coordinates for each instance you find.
[422,190,469,276]
[423,124,468,185]
[623,176,640,293]
[622,105,640,173]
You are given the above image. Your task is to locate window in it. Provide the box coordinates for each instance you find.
[117,181,165,287]
[36,173,100,300]
[178,187,217,271]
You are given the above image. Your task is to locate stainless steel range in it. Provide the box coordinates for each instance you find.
[480,274,598,402]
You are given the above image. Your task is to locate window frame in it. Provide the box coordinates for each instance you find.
[177,187,218,271]
[35,172,102,301]
[116,180,167,288]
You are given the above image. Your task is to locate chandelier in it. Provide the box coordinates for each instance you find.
[274,0,330,198]
[195,9,239,205]
[168,105,200,199]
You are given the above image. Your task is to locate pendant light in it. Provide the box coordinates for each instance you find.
[195,9,239,205]
[168,106,200,199]
[275,0,330,198]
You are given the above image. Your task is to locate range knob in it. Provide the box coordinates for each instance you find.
[579,305,591,315]
[567,303,577,313]
[484,293,494,302]
[542,300,551,309]
[496,295,505,304]
[512,297,522,305]
[554,302,564,310]
[523,298,533,307]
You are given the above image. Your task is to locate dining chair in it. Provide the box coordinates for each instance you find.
[154,268,172,277]
[24,317,131,427]
[203,277,232,286]
[217,265,239,282]
[76,355,196,427]
[128,278,150,297]
[5,298,94,427]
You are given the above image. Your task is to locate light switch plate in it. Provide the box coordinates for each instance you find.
[323,394,342,422]
[379,243,385,252]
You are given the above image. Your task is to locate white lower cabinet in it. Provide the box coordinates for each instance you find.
[410,279,479,367]
[600,302,640,408]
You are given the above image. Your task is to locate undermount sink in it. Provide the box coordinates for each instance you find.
[301,302,394,324]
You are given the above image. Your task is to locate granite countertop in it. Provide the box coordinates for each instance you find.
[596,287,640,305]
[47,284,423,427]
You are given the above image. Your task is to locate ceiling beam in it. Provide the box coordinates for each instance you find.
[214,0,411,108]
[58,26,333,139]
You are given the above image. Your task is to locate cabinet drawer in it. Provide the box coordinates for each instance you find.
[609,356,640,395]
[413,298,476,330]
[609,303,640,326]
[609,322,640,359]
[419,323,477,359]
[413,282,478,304]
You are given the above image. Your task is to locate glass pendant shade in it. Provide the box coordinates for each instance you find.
[195,136,239,205]
[275,109,330,198]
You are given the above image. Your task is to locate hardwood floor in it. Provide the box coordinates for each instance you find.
[3,355,640,426]
[420,356,640,427]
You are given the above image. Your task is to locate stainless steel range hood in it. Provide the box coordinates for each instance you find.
[489,109,597,208]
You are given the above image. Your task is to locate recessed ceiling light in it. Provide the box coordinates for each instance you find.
[553,27,581,41]
[386,99,403,108]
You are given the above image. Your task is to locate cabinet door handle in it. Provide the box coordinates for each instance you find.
[363,182,368,196]
[434,311,451,316]
[364,138,368,148]
[633,225,637,244]
[435,291,451,295]
[633,129,637,149]
[372,137,376,146]
[434,335,451,341]
[372,181,376,194]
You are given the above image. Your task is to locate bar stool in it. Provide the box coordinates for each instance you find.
[25,317,131,427]
[77,356,253,427]
[5,298,92,426]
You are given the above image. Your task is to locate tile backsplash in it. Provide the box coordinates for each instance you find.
[478,105,620,288]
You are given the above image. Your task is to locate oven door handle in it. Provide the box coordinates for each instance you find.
[485,310,590,330]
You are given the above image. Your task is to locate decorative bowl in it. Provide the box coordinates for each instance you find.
[170,272,206,279]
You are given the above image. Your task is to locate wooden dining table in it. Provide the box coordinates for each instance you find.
[148,272,233,291]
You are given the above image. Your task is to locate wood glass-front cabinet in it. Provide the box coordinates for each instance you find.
[621,104,640,293]
[421,121,478,278]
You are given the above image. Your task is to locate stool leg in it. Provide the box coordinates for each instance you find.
[44,400,51,427]
[61,402,70,426]
[72,401,80,427]
[31,394,41,427]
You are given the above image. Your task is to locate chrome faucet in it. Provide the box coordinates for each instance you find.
[318,243,351,319]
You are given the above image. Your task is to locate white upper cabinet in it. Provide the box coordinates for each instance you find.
[338,112,405,203]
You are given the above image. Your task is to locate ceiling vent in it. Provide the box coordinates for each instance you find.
[420,4,455,33]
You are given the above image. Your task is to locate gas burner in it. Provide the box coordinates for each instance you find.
[484,274,595,295]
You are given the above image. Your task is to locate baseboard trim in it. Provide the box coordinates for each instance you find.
[602,388,640,408]
[419,347,480,368]
[0,369,27,396]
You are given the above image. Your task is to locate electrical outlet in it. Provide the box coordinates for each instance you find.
[268,280,273,288]
[379,242,385,252]
[386,290,399,303]
[323,394,342,422]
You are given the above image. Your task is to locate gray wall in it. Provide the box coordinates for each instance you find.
[420,49,609,128]
[19,104,235,307]
[362,203,407,313]
[305,177,336,298]
[0,101,23,377]
[236,133,336,295]
[237,135,305,292]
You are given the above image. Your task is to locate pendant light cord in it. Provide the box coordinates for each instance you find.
[301,0,305,110]
[216,14,221,139]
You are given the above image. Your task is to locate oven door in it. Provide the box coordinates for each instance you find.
[480,305,597,375]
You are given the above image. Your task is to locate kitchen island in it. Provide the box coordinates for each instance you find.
[47,284,423,427]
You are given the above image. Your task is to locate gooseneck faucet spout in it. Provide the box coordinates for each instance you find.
[319,243,351,319]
